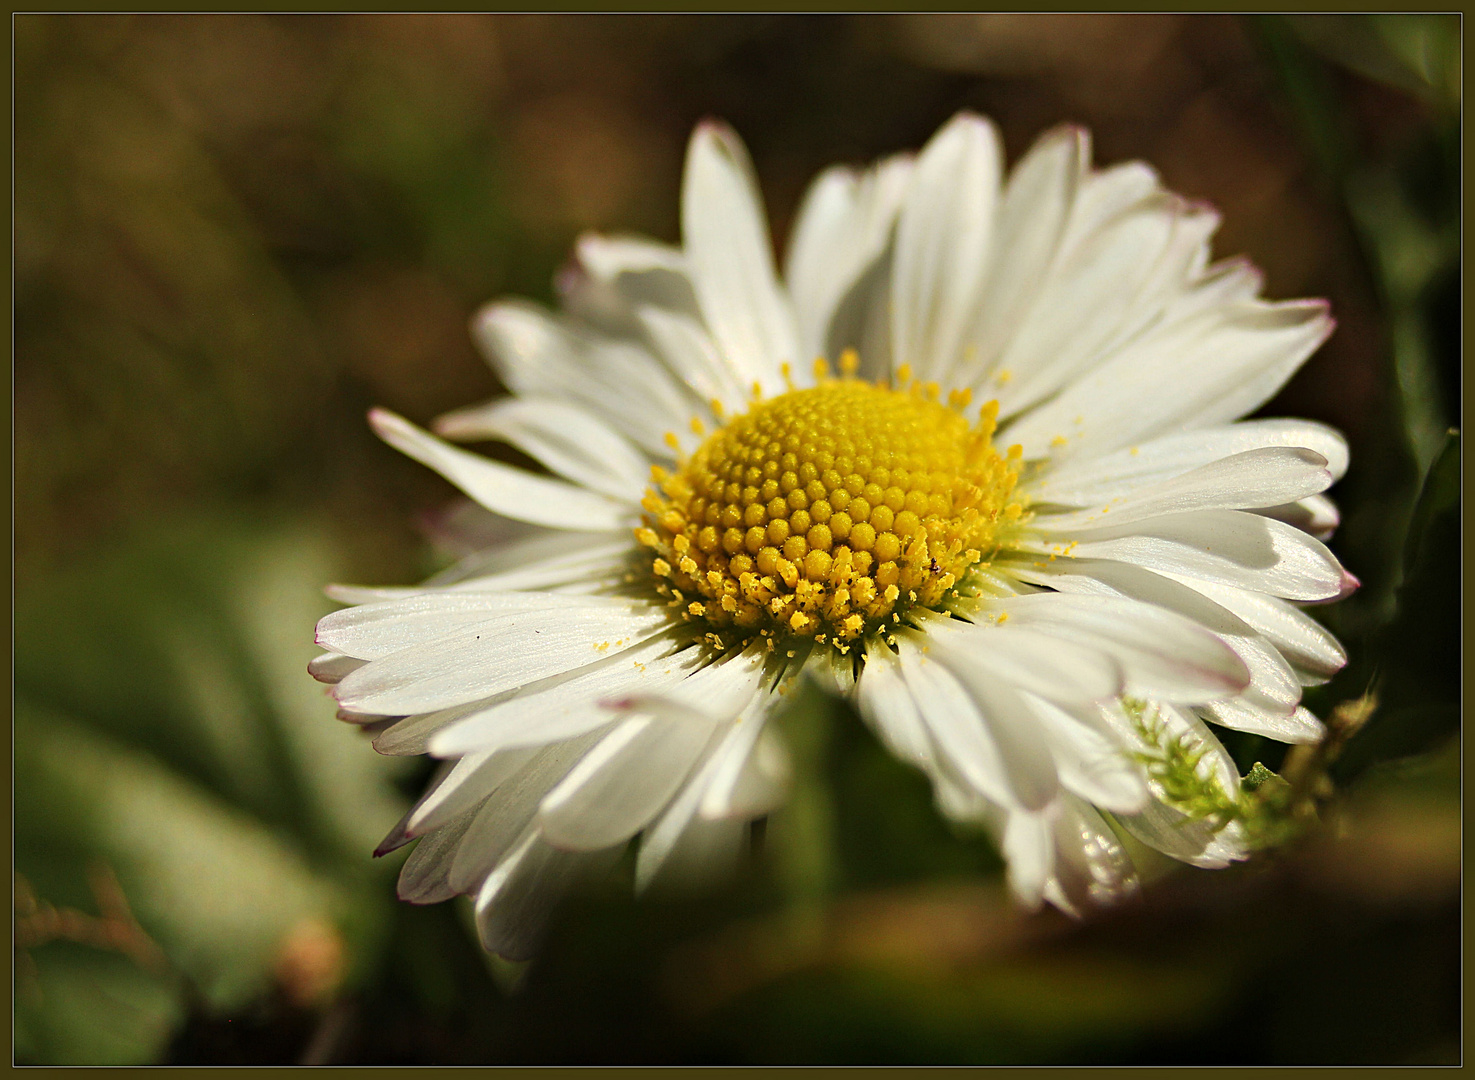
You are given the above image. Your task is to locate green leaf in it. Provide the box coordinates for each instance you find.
[16,698,348,1015]
[1345,173,1457,482]
[16,514,412,865]
[13,511,413,1062]
[1334,432,1459,780]
[15,944,184,1066]
[1288,15,1460,111]
[1400,429,1459,581]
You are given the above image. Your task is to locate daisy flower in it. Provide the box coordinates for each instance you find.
[312,112,1353,959]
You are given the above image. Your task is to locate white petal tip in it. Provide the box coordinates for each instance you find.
[430,411,480,441]
[307,652,357,683]
[1304,568,1360,605]
[941,108,993,133]
[691,117,741,155]
[367,406,412,442]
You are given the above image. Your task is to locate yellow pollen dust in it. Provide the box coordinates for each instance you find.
[636,359,1025,644]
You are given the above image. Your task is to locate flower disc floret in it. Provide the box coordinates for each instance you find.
[637,363,1026,646]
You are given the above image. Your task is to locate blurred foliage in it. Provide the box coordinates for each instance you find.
[12,13,1459,1065]
[1257,14,1459,638]
[14,514,412,1062]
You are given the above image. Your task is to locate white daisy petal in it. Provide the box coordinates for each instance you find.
[784,167,859,346]
[892,111,1003,385]
[424,689,619,760]
[419,537,634,597]
[427,636,700,758]
[980,158,1198,389]
[571,233,690,286]
[994,592,1250,703]
[1002,299,1334,460]
[539,713,719,851]
[1028,509,1349,603]
[682,121,799,394]
[785,153,913,362]
[847,249,897,380]
[1102,198,1223,327]
[471,298,582,399]
[928,619,1124,704]
[807,646,858,698]
[307,652,364,684]
[930,646,1062,812]
[421,513,616,577]
[597,645,778,824]
[1058,160,1163,253]
[1255,494,1341,540]
[1159,575,1347,682]
[617,642,771,722]
[633,693,768,892]
[966,124,1087,378]
[333,604,670,716]
[373,702,490,757]
[895,636,1052,810]
[1203,700,1326,744]
[1142,791,1251,868]
[578,338,708,459]
[447,735,602,895]
[375,783,430,858]
[559,232,698,329]
[339,707,393,726]
[1006,558,1302,715]
[431,397,650,503]
[1031,447,1333,533]
[406,746,541,837]
[893,642,1010,805]
[1171,255,1265,317]
[854,644,936,770]
[696,704,778,821]
[397,806,477,904]
[330,526,625,605]
[473,828,625,961]
[472,301,696,458]
[1005,556,1254,632]
[993,197,1219,417]
[1044,795,1139,915]
[1029,419,1350,506]
[636,305,750,412]
[316,591,649,661]
[930,759,995,824]
[1028,695,1149,814]
[369,408,633,532]
[713,727,792,820]
[1116,800,1244,871]
[1001,809,1055,909]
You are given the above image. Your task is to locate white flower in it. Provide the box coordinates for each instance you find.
[312,112,1353,958]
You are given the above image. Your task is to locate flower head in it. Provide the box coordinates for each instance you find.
[313,113,1352,958]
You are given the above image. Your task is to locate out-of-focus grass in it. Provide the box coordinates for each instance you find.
[13,13,1459,1065]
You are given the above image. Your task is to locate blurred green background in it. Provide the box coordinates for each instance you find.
[12,14,1459,1065]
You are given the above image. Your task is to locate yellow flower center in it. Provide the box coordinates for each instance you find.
[636,360,1025,649]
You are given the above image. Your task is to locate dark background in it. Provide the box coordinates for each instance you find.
[13,14,1459,1065]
